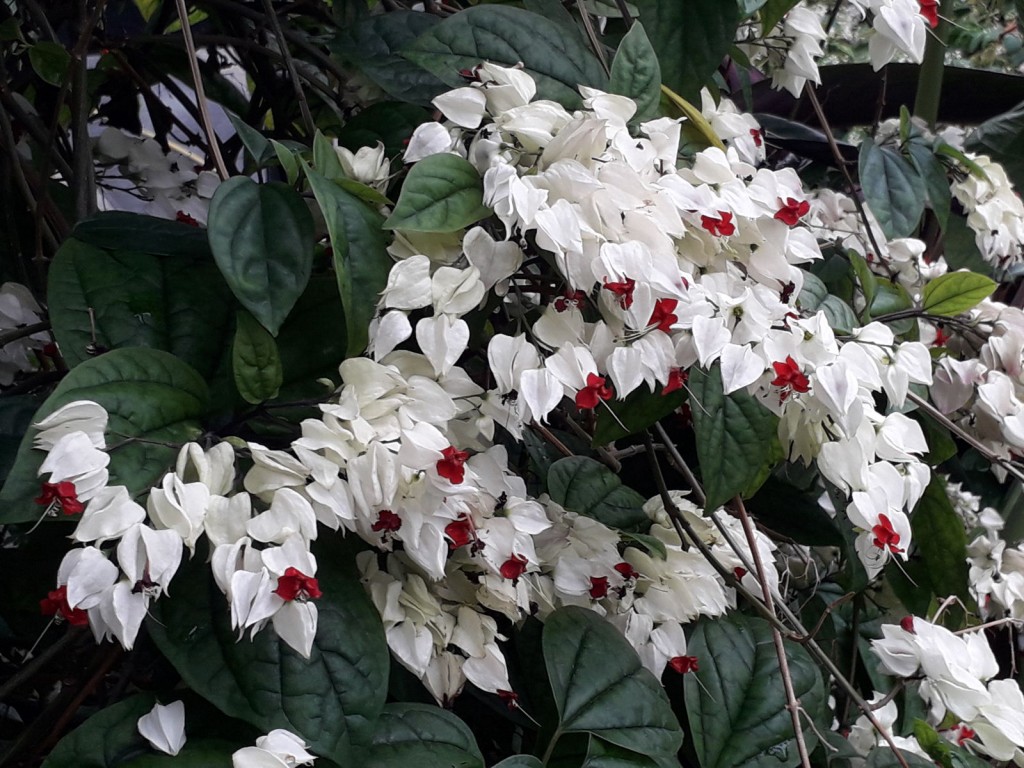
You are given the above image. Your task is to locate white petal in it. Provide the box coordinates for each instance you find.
[137,701,186,756]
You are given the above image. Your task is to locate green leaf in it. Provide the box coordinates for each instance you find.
[858,138,926,240]
[911,475,972,605]
[274,275,348,398]
[543,606,683,756]
[73,212,211,257]
[207,177,315,336]
[313,130,345,181]
[42,693,156,768]
[906,141,952,232]
[332,11,447,107]
[147,537,389,764]
[306,168,391,355]
[232,309,283,403]
[866,747,936,768]
[493,757,543,768]
[360,703,484,768]
[29,41,71,86]
[620,531,668,560]
[119,741,239,767]
[760,0,800,34]
[0,349,208,524]
[225,110,276,168]
[547,457,648,531]
[688,365,780,511]
[402,5,608,109]
[47,235,234,378]
[633,0,741,101]
[593,386,687,445]
[847,250,876,317]
[966,99,1024,191]
[921,271,997,317]
[522,0,584,43]
[0,395,43,489]
[869,277,915,334]
[609,22,662,123]
[383,153,491,233]
[797,272,859,334]
[584,737,682,767]
[684,613,825,768]
[271,139,300,186]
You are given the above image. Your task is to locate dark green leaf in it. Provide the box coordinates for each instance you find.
[747,477,843,547]
[207,177,315,335]
[633,0,741,101]
[619,531,668,559]
[911,475,972,604]
[232,309,283,403]
[547,457,648,531]
[909,410,957,465]
[41,693,155,768]
[798,273,859,334]
[688,365,780,511]
[225,110,276,167]
[333,11,447,106]
[72,212,211,258]
[119,741,240,767]
[906,142,951,232]
[544,607,683,756]
[609,22,662,123]
[967,99,1024,191]
[760,0,801,34]
[866,747,936,768]
[869,278,915,334]
[921,271,997,316]
[360,703,484,768]
[306,169,391,355]
[847,250,876,317]
[0,395,42,489]
[271,139,300,186]
[29,41,70,86]
[0,349,208,524]
[585,737,682,767]
[593,386,686,445]
[147,537,389,764]
[858,138,926,240]
[685,613,825,768]
[313,130,346,181]
[493,757,543,768]
[47,236,234,378]
[521,0,584,43]
[274,275,348,398]
[383,153,491,233]
[402,5,608,108]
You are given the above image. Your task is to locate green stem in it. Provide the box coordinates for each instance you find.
[912,0,955,128]
[540,728,563,766]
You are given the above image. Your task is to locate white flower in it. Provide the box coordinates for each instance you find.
[34,401,108,451]
[38,431,110,503]
[73,485,145,545]
[232,729,316,768]
[137,701,186,756]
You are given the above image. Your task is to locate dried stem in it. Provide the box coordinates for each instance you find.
[259,0,316,135]
[574,0,610,76]
[174,0,230,179]
[653,421,706,506]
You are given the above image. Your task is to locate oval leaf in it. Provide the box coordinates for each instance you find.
[361,703,484,768]
[609,22,662,123]
[543,606,683,757]
[232,309,283,403]
[383,154,491,233]
[921,271,997,317]
[684,613,826,768]
[688,364,779,511]
[910,474,972,605]
[147,538,389,764]
[47,234,234,378]
[547,457,648,531]
[42,694,155,768]
[858,138,926,240]
[593,386,687,445]
[207,177,315,336]
[0,349,208,524]
[402,5,608,108]
[306,168,391,355]
[494,757,544,768]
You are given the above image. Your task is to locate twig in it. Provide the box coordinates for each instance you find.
[559,413,620,472]
[529,422,574,458]
[173,0,230,179]
[0,628,82,703]
[71,0,102,221]
[654,422,707,506]
[0,321,51,347]
[574,0,610,76]
[906,390,1024,485]
[259,0,316,135]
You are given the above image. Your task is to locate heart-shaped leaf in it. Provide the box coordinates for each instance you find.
[547,457,648,531]
[592,386,687,445]
[207,177,315,336]
[42,694,156,768]
[359,703,484,767]
[688,364,779,511]
[232,309,282,404]
[383,153,491,233]
[0,348,208,524]
[858,138,926,240]
[609,23,662,123]
[306,169,391,355]
[402,5,607,108]
[47,231,234,378]
[543,606,683,757]
[684,613,826,768]
[147,538,389,764]
[493,757,543,768]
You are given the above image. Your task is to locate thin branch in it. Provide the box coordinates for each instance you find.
[259,0,316,135]
[574,0,610,76]
[654,422,707,506]
[529,422,574,458]
[734,496,812,768]
[0,321,51,347]
[173,0,230,179]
